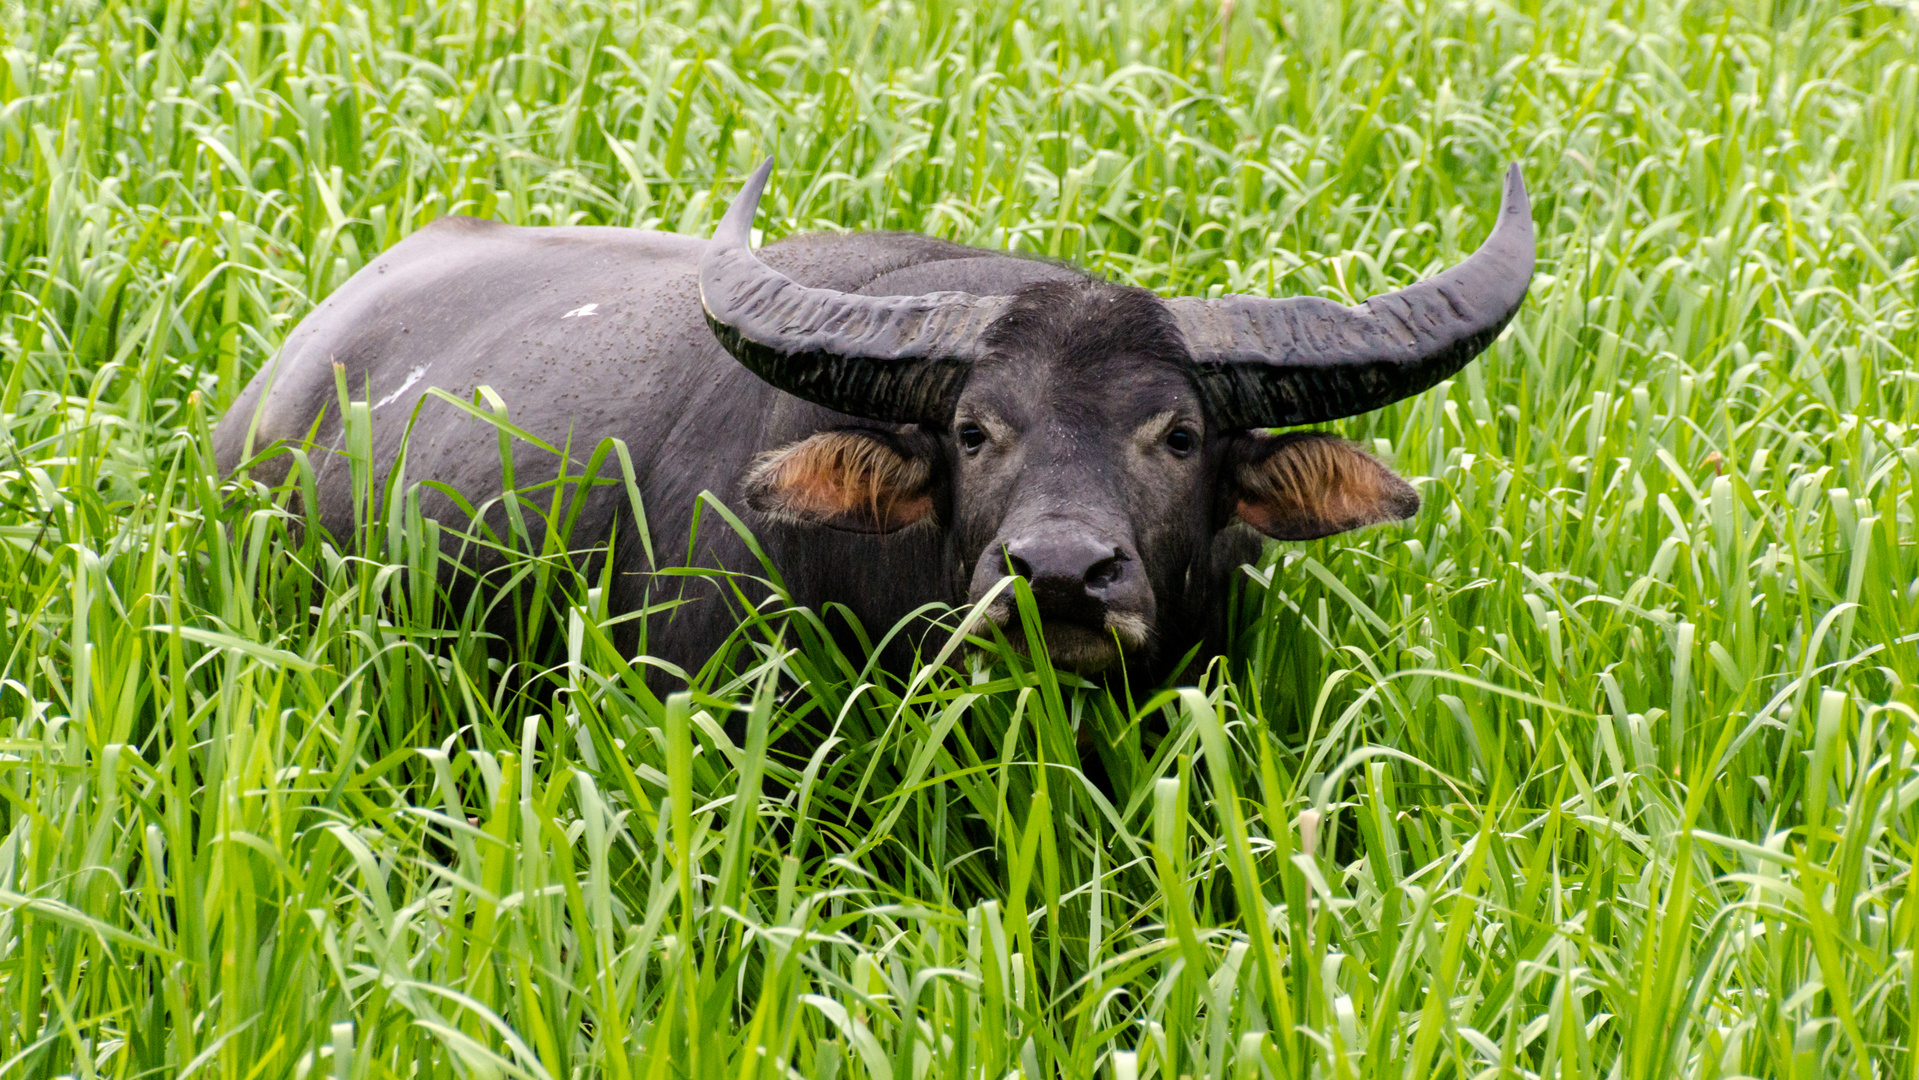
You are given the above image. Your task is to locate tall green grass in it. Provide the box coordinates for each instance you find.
[2,0,1917,1076]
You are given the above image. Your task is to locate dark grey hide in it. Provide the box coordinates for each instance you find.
[215,169,1529,682]
[213,224,1204,675]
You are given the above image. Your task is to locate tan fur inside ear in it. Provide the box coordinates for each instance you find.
[1235,435,1419,541]
[742,431,935,533]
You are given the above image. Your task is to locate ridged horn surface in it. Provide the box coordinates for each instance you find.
[698,157,1009,424]
[1167,165,1535,429]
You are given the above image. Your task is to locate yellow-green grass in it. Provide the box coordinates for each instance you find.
[2,0,1916,1076]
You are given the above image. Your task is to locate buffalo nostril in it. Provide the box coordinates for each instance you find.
[1002,549,1033,579]
[1084,552,1126,590]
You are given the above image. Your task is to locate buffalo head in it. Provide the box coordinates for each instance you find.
[700,159,1533,674]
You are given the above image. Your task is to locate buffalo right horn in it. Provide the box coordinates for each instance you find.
[699,157,1010,425]
[1166,165,1535,430]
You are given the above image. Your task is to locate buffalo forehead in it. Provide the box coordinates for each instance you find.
[965,352,1198,431]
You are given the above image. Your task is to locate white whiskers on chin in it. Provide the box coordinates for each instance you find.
[1104,611,1151,652]
[965,601,1151,675]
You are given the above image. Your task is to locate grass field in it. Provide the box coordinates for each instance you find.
[3,0,1918,1076]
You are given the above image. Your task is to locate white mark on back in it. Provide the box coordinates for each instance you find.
[373,364,430,410]
[562,303,599,318]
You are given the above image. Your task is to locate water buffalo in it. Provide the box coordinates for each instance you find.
[213,159,1532,681]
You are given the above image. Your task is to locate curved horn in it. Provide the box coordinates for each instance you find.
[699,157,1009,424]
[1167,165,1535,430]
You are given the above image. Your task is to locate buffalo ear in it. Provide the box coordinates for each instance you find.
[1230,432,1419,540]
[742,429,937,534]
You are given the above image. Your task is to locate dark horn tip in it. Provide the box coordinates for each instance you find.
[713,156,776,246]
[1498,163,1532,230]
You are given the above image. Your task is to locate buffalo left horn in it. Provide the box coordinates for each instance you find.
[1165,165,1535,429]
[699,157,1010,425]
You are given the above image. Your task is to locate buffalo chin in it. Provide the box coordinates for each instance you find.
[979,608,1152,676]
[1035,623,1127,674]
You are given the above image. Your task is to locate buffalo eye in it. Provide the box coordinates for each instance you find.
[1166,428,1198,457]
[957,423,987,453]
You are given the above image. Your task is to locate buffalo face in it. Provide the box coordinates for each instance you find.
[948,282,1208,672]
